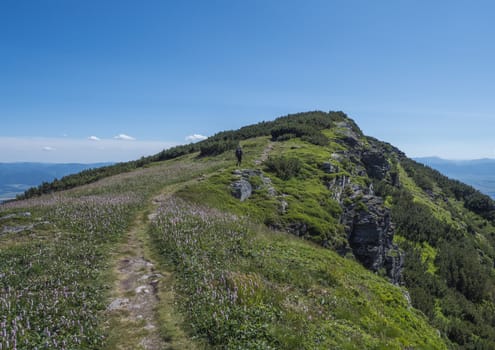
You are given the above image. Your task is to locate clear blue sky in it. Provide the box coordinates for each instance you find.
[1,0,495,162]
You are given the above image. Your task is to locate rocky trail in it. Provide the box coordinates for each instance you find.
[105,189,195,350]
[104,207,166,350]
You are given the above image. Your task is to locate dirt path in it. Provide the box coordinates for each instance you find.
[254,141,274,166]
[104,209,166,350]
[104,186,198,350]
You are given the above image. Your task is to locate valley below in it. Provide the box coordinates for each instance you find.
[0,162,111,201]
[415,157,495,199]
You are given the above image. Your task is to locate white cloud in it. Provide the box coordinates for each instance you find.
[0,137,177,163]
[114,134,136,141]
[88,136,101,141]
[185,134,207,142]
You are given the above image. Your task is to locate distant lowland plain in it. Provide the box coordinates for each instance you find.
[0,162,111,201]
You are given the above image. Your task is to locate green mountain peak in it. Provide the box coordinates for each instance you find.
[2,111,495,349]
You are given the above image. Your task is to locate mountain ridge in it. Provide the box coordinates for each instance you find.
[2,111,495,348]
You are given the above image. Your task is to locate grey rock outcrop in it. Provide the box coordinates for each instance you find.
[321,162,338,174]
[231,169,276,201]
[231,179,252,201]
[341,194,403,284]
[335,121,361,147]
[330,152,343,162]
[361,150,390,180]
[324,175,350,203]
[0,212,31,221]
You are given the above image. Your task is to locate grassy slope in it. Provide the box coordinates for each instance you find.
[150,195,446,349]
[0,141,448,349]
[6,111,495,348]
[150,138,447,348]
[179,135,349,248]
[0,158,223,349]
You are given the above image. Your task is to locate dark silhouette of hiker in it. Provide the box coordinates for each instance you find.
[235,145,243,166]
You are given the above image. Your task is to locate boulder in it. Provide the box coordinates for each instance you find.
[230,168,276,200]
[231,179,252,201]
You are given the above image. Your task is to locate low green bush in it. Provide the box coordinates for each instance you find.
[265,156,302,180]
[199,139,238,157]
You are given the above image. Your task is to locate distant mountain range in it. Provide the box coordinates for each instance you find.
[414,157,495,199]
[0,162,111,201]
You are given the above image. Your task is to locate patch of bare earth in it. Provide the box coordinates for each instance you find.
[105,189,199,350]
[254,141,274,166]
[104,215,166,350]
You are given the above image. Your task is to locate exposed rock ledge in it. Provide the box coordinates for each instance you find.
[231,169,276,201]
[342,194,403,284]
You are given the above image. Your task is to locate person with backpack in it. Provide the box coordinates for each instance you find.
[235,145,243,166]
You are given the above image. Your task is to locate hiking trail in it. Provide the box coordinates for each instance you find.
[105,188,195,350]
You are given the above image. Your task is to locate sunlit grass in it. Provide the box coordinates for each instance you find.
[0,159,223,349]
[149,196,447,349]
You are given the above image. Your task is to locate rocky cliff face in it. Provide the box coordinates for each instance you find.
[324,169,403,284]
[324,131,403,284]
[341,194,403,284]
[230,121,404,284]
[361,150,390,180]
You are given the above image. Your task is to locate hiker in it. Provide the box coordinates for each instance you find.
[235,145,243,166]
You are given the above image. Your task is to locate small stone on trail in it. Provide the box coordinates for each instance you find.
[135,285,150,294]
[139,274,151,281]
[108,298,130,311]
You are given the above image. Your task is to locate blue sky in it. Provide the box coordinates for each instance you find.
[1,0,495,162]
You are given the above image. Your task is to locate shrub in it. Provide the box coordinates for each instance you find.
[301,132,329,146]
[199,139,238,157]
[265,156,302,180]
[270,124,329,146]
